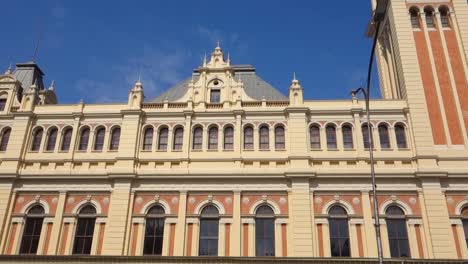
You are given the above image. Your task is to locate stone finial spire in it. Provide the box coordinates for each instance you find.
[289,72,304,106]
[128,78,144,108]
[203,52,207,67]
[4,64,12,75]
[290,72,301,89]
[48,80,55,91]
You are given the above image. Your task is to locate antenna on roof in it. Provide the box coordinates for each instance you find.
[31,16,44,62]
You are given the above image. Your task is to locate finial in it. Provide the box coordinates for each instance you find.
[227,52,231,63]
[203,52,207,67]
[217,40,220,48]
[293,72,297,81]
[48,80,55,91]
[5,63,12,75]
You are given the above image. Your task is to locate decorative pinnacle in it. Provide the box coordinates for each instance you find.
[291,72,301,88]
[227,52,231,64]
[293,72,297,81]
[203,52,207,67]
[216,40,220,48]
[5,63,12,75]
[48,80,55,91]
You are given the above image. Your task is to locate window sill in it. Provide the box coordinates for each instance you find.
[43,150,55,153]
[75,150,88,153]
[275,149,286,151]
[191,149,203,152]
[223,149,234,152]
[141,149,152,152]
[243,149,254,152]
[397,148,411,151]
[172,150,183,152]
[380,148,393,151]
[259,149,270,151]
[207,149,219,152]
[442,28,451,31]
[58,150,70,153]
[327,148,339,151]
[343,148,356,151]
[310,148,322,151]
[91,150,103,153]
[156,150,168,152]
[108,150,118,152]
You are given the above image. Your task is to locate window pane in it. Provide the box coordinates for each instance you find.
[275,126,285,150]
[395,125,407,149]
[259,126,269,150]
[244,127,253,150]
[110,128,120,150]
[0,128,11,151]
[255,218,275,256]
[208,127,218,150]
[94,128,105,151]
[379,125,390,149]
[79,129,90,151]
[326,126,337,149]
[158,128,168,151]
[0,99,6,111]
[224,127,234,150]
[143,217,165,255]
[193,127,203,150]
[173,128,184,150]
[342,126,353,149]
[61,129,73,151]
[210,90,220,103]
[463,219,468,239]
[310,126,320,149]
[362,125,371,149]
[73,218,96,254]
[199,218,219,256]
[19,217,44,254]
[31,129,43,151]
[46,129,58,151]
[143,128,153,150]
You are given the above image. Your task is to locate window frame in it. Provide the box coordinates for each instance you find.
[0,127,11,152]
[259,125,270,150]
[0,98,6,112]
[172,127,184,151]
[31,128,44,152]
[223,126,234,150]
[60,128,73,152]
[72,205,97,255]
[255,205,275,257]
[385,205,411,258]
[93,127,106,151]
[192,127,203,150]
[208,127,219,150]
[198,205,220,256]
[378,124,391,149]
[326,125,337,150]
[109,127,121,151]
[243,126,254,150]
[157,127,169,151]
[274,126,285,150]
[143,205,165,256]
[19,205,45,255]
[210,89,221,103]
[342,125,354,150]
[310,125,321,149]
[395,124,408,149]
[142,127,154,151]
[78,127,90,151]
[328,205,350,257]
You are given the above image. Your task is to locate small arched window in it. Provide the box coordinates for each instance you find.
[19,205,45,254]
[73,205,97,255]
[378,124,391,149]
[409,7,420,29]
[310,125,321,149]
[208,127,218,150]
[259,126,269,150]
[173,127,184,150]
[31,128,43,151]
[78,128,90,151]
[193,127,203,150]
[362,124,372,149]
[199,205,219,256]
[158,127,169,151]
[424,6,435,28]
[244,126,254,150]
[386,206,410,258]
[395,124,408,149]
[46,128,58,151]
[143,127,154,151]
[143,205,165,255]
[328,205,350,257]
[109,127,121,151]
[326,125,337,149]
[94,127,105,151]
[0,127,11,151]
[461,207,468,247]
[439,6,450,28]
[255,205,275,256]
[61,128,73,152]
[274,126,285,150]
[224,126,234,150]
[342,125,354,149]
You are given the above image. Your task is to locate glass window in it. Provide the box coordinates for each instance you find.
[440,7,450,28]
[31,128,43,151]
[275,126,285,150]
[328,205,350,257]
[109,127,120,150]
[19,205,44,254]
[395,125,408,149]
[78,128,90,151]
[410,8,420,29]
[342,125,354,149]
[46,128,58,151]
[0,128,11,151]
[61,128,73,152]
[379,124,391,149]
[158,128,168,151]
[143,127,153,151]
[326,125,337,149]
[255,205,275,257]
[386,206,410,258]
[73,205,96,255]
[259,126,269,150]
[425,8,435,28]
[0,98,6,111]
[173,128,184,150]
[94,128,105,151]
[143,205,165,255]
[461,207,468,248]
[208,127,218,150]
[210,90,220,103]
[224,127,234,150]
[244,126,254,150]
[362,124,371,149]
[193,127,203,150]
[310,125,321,149]
[199,205,219,256]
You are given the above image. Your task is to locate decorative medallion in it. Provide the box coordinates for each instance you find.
[446,197,454,204]
[171,197,179,204]
[225,197,232,205]
[135,197,143,204]
[409,197,417,205]
[85,195,92,202]
[242,197,250,204]
[352,197,360,205]
[52,197,58,204]
[34,195,41,202]
[17,197,24,204]
[314,197,323,204]
[67,197,75,204]
[390,195,398,201]
[279,197,287,205]
[102,197,110,205]
[154,195,160,202]
[207,194,213,202]
[333,195,340,201]
[188,197,196,204]
[261,194,268,202]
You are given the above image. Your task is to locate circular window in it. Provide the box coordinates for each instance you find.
[213,80,219,86]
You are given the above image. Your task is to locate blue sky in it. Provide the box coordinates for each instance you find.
[0,0,380,104]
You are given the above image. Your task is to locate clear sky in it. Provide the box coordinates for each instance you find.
[0,0,381,104]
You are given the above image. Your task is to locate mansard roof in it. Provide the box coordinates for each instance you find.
[12,61,45,91]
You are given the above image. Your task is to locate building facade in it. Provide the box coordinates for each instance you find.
[0,0,467,261]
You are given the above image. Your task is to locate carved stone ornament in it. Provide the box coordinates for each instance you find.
[154,195,160,202]
[34,195,41,202]
[314,197,323,204]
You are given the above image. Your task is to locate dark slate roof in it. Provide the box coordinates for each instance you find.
[150,65,287,102]
[12,61,45,90]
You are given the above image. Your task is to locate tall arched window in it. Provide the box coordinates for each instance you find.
[424,6,435,28]
[310,125,321,149]
[326,125,337,149]
[61,128,73,151]
[244,126,254,150]
[199,205,219,256]
[173,127,184,150]
[395,124,408,149]
[409,7,420,29]
[439,6,450,28]
[255,205,275,256]
[386,206,410,258]
[0,127,11,151]
[158,127,169,151]
[461,207,468,247]
[193,127,203,150]
[78,128,90,151]
[224,126,234,150]
[328,205,350,257]
[208,127,218,150]
[19,205,45,254]
[378,124,391,149]
[342,125,354,149]
[275,126,285,150]
[31,128,43,151]
[94,128,105,151]
[362,124,372,149]
[143,205,165,255]
[143,127,154,151]
[109,127,121,150]
[259,126,269,150]
[73,205,97,255]
[46,128,58,151]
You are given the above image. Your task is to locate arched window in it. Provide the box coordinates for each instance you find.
[61,128,73,152]
[275,126,285,150]
[259,126,269,150]
[143,205,165,255]
[199,205,219,256]
[378,124,391,149]
[94,128,105,151]
[310,125,321,149]
[0,127,11,151]
[193,127,203,150]
[19,205,45,254]
[158,127,169,151]
[461,207,468,247]
[31,128,43,151]
[224,126,234,150]
[244,126,254,150]
[109,127,120,150]
[45,128,58,151]
[386,206,410,258]
[0,97,6,112]
[439,6,450,28]
[255,205,275,256]
[326,125,337,149]
[143,127,153,151]
[78,128,90,151]
[328,205,350,257]
[73,205,97,255]
[395,124,408,149]
[208,127,218,150]
[424,6,435,28]
[362,124,372,149]
[173,127,184,150]
[342,125,354,149]
[409,7,420,29]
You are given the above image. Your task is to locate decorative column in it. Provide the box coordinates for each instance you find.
[314,218,330,257]
[230,191,241,256]
[130,217,144,256]
[174,191,187,256]
[185,217,198,256]
[275,218,288,257]
[379,218,390,258]
[47,191,66,255]
[92,217,106,255]
[37,217,54,255]
[360,190,376,257]
[60,217,76,255]
[7,216,23,254]
[407,218,425,258]
[163,217,177,256]
[0,189,15,253]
